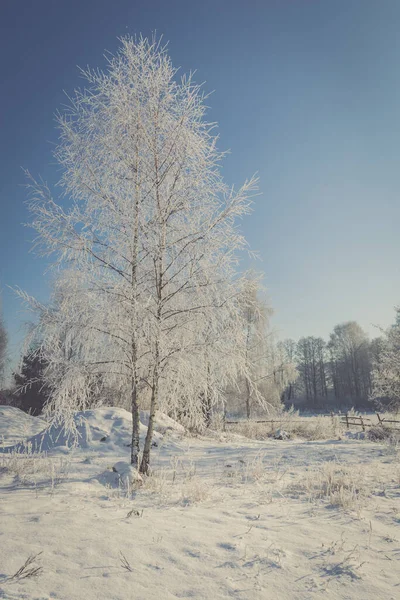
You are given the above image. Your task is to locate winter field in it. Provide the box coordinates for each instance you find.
[0,407,399,600]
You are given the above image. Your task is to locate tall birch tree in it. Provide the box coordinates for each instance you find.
[24,37,258,473]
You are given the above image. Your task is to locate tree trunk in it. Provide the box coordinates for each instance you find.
[245,377,251,419]
[140,140,164,474]
[202,361,212,427]
[130,379,140,468]
[245,316,252,419]
[140,373,158,475]
[130,120,141,469]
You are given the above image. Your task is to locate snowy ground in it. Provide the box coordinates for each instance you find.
[0,407,46,446]
[0,407,399,599]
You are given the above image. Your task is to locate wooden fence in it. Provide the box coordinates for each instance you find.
[225,412,400,431]
[340,413,400,431]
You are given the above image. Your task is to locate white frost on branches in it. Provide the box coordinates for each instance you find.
[371,311,400,410]
[21,36,260,473]
[229,274,297,418]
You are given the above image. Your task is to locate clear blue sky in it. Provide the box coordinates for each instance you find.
[1,0,400,365]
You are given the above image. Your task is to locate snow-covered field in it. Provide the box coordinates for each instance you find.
[0,407,399,600]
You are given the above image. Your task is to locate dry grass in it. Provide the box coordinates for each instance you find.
[119,551,134,573]
[288,415,342,440]
[0,447,70,491]
[140,456,213,505]
[180,477,211,504]
[222,452,286,489]
[1,552,44,583]
[308,462,367,509]
[368,425,400,451]
[229,412,342,441]
[227,410,400,443]
[310,534,366,583]
[285,460,371,513]
[219,451,400,514]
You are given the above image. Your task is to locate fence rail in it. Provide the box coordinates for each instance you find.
[225,412,400,431]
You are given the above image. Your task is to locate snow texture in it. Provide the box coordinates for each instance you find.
[1,407,164,454]
[0,407,399,600]
[274,428,290,440]
[112,461,143,486]
[0,406,47,446]
[140,410,185,434]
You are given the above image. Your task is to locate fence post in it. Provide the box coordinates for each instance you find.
[376,413,382,426]
[345,413,349,429]
[360,416,365,432]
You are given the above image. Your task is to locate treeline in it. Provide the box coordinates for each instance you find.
[3,299,400,418]
[3,280,296,423]
[280,320,396,412]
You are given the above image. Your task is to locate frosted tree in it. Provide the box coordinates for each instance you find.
[24,36,258,473]
[278,339,298,404]
[328,322,372,408]
[371,309,400,410]
[165,276,261,429]
[261,337,298,409]
[230,275,296,418]
[238,274,271,418]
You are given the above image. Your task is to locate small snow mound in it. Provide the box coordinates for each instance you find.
[2,406,164,453]
[112,461,143,486]
[274,429,290,440]
[140,410,185,434]
[4,413,96,453]
[0,406,47,446]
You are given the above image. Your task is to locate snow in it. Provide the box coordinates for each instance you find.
[274,428,290,440]
[0,406,47,447]
[345,430,366,440]
[140,410,185,434]
[112,461,143,485]
[0,407,399,599]
[1,407,163,453]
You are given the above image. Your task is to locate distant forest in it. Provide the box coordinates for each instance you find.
[280,319,397,412]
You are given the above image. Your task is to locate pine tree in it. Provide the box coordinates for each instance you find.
[14,350,49,415]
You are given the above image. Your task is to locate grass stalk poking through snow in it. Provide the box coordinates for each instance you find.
[6,552,43,582]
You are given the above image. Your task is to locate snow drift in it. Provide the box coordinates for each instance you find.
[0,406,47,446]
[140,410,185,434]
[1,407,184,453]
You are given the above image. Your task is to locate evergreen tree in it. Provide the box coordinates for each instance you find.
[14,350,49,415]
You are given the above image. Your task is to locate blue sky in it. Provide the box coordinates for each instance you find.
[1,0,400,365]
